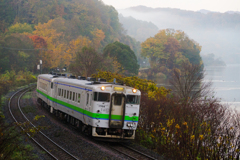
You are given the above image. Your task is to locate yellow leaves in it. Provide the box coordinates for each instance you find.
[7,22,33,34]
[200,121,207,127]
[111,57,124,74]
[199,135,204,140]
[175,124,180,129]
[33,19,66,68]
[191,135,195,140]
[34,115,45,121]
[167,119,175,127]
[147,84,171,100]
[92,70,157,93]
[66,36,92,66]
[91,29,105,49]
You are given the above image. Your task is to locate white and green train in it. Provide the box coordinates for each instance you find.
[37,73,141,140]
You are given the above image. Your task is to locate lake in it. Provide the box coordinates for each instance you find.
[151,64,240,111]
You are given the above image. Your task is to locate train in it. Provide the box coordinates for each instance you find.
[36,73,141,140]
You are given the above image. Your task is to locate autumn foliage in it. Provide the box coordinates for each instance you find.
[135,63,240,159]
[0,0,140,74]
[141,29,202,78]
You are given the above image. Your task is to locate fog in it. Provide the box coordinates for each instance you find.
[118,7,240,64]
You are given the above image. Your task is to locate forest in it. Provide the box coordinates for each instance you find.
[0,0,206,79]
[0,0,140,75]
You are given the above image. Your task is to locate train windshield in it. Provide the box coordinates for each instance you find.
[126,95,140,104]
[94,92,110,102]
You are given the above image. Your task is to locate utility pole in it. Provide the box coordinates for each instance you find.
[40,60,42,74]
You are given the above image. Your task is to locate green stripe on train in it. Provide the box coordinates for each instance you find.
[37,89,139,121]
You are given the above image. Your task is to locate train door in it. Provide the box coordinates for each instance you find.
[83,91,90,124]
[53,82,58,107]
[109,93,126,128]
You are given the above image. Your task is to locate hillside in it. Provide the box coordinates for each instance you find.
[118,6,240,64]
[0,0,141,73]
[119,14,159,42]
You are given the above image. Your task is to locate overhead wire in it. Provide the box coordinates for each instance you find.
[0,46,68,54]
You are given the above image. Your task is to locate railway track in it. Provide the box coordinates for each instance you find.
[8,87,79,160]
[109,143,157,160]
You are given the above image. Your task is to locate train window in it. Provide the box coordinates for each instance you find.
[93,92,110,102]
[126,95,140,104]
[51,82,53,89]
[64,90,66,98]
[114,95,122,105]
[67,91,69,99]
[70,91,72,100]
[58,89,61,96]
[90,94,92,105]
[78,94,81,103]
[86,93,89,105]
[73,92,75,101]
[62,89,64,97]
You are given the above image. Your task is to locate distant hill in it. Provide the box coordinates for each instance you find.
[118,6,240,64]
[197,9,240,15]
[225,11,240,14]
[197,9,216,14]
[119,14,159,42]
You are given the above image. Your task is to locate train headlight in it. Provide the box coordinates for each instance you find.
[132,88,137,93]
[127,122,134,127]
[101,86,105,91]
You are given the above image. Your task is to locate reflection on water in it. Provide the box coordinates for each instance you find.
[149,64,240,110]
[204,64,240,102]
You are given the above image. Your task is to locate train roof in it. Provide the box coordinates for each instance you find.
[38,74,58,80]
[38,74,138,92]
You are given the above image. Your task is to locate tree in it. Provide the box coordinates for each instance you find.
[141,29,203,77]
[33,19,68,68]
[69,46,104,77]
[28,35,52,72]
[65,36,92,66]
[170,62,211,104]
[103,41,139,76]
[0,34,36,73]
[91,28,105,50]
[6,23,33,35]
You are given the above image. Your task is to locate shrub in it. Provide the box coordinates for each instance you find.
[155,72,166,78]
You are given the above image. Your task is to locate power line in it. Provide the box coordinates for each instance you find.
[0,46,69,54]
[0,46,46,51]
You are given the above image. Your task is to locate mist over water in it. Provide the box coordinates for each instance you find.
[204,64,240,111]
[118,7,240,64]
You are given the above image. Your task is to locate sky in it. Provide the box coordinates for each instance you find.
[101,0,240,13]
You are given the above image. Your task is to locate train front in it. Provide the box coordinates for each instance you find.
[91,84,141,140]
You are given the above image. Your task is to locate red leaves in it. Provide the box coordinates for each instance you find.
[28,35,47,49]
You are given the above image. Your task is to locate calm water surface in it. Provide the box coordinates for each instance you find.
[151,64,240,110]
[204,64,240,110]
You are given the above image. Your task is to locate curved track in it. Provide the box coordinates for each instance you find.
[8,87,79,160]
[109,143,157,160]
